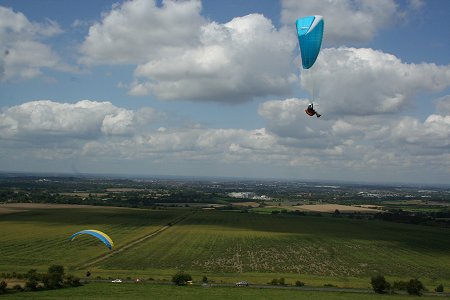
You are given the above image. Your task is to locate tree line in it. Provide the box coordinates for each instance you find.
[371,275,445,295]
[0,265,81,295]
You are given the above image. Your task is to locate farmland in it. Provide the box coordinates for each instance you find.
[0,205,182,272]
[1,175,450,298]
[1,204,449,291]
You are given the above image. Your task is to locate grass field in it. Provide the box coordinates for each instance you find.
[2,282,447,300]
[0,206,182,272]
[1,205,449,292]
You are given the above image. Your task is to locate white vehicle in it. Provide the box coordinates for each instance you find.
[111,279,122,283]
[236,281,248,287]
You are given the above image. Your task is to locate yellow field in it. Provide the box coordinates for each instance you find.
[293,204,382,213]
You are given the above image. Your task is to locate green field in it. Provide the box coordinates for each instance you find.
[1,206,449,292]
[0,207,181,272]
[1,282,447,300]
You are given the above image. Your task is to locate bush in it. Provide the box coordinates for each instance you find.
[435,284,444,293]
[13,284,23,291]
[406,278,425,296]
[65,275,82,287]
[392,281,408,291]
[202,276,208,283]
[25,269,40,280]
[43,265,65,289]
[295,280,305,287]
[24,269,41,291]
[172,272,192,286]
[25,278,39,291]
[269,277,285,285]
[371,275,390,294]
[0,281,7,294]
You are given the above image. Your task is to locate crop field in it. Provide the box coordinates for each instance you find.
[0,206,182,272]
[99,210,450,286]
[1,205,449,291]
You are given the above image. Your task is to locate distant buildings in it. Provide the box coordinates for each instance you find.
[228,192,271,200]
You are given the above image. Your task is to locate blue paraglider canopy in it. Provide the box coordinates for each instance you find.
[296,15,324,69]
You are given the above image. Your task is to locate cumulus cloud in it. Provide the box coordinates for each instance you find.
[301,47,450,117]
[259,98,331,142]
[436,95,450,115]
[390,115,450,154]
[130,14,296,102]
[1,97,450,183]
[0,6,65,80]
[79,0,297,103]
[79,0,205,65]
[281,0,398,45]
[0,99,282,165]
[0,99,275,157]
[258,94,450,180]
[0,100,152,141]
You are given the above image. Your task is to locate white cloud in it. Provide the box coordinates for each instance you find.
[0,6,64,80]
[436,95,450,115]
[1,97,450,183]
[302,47,450,117]
[259,95,450,147]
[258,98,340,151]
[0,100,147,141]
[131,14,296,102]
[409,0,425,10]
[0,99,284,166]
[79,0,205,65]
[390,115,450,154]
[257,92,450,179]
[281,0,398,45]
[80,0,297,103]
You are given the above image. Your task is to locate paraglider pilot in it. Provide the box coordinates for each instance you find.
[305,103,321,118]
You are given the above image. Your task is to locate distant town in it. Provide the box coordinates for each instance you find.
[1,172,449,227]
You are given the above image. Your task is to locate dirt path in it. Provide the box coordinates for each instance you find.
[77,212,192,270]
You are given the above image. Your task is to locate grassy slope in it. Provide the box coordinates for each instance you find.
[0,207,181,272]
[99,210,450,286]
[1,207,449,290]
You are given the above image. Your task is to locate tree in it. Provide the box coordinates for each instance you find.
[202,276,208,283]
[24,269,40,291]
[371,275,390,294]
[43,265,65,289]
[0,281,7,294]
[65,275,82,287]
[171,272,192,286]
[435,284,444,293]
[406,278,425,296]
[270,277,285,286]
[295,280,305,287]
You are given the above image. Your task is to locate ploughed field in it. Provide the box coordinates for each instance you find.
[1,205,449,288]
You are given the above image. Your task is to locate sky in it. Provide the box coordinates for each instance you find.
[1,0,450,185]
